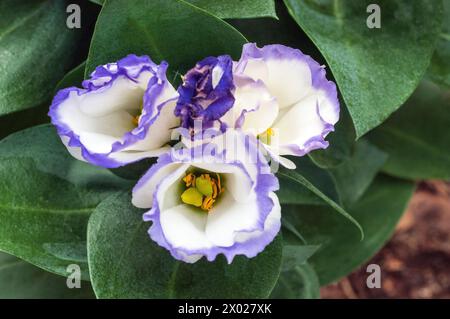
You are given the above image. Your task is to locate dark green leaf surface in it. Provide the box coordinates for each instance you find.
[0,252,95,299]
[330,140,387,207]
[186,0,277,19]
[0,0,80,116]
[428,0,450,88]
[277,157,339,206]
[284,0,443,137]
[0,125,130,279]
[90,0,277,19]
[278,165,364,239]
[86,0,247,81]
[368,81,450,180]
[88,192,282,298]
[281,245,320,271]
[55,61,86,92]
[270,263,320,299]
[283,175,414,285]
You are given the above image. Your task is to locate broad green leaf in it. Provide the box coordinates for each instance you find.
[277,157,339,206]
[283,175,414,285]
[281,245,320,271]
[0,103,49,140]
[186,0,277,19]
[87,192,283,298]
[329,140,387,207]
[284,0,444,138]
[428,0,450,88]
[0,0,80,116]
[86,0,247,80]
[0,125,131,280]
[0,252,95,299]
[368,81,450,180]
[55,61,86,92]
[270,263,320,299]
[89,0,277,19]
[278,165,364,239]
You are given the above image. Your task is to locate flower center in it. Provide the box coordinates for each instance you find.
[180,172,224,212]
[132,103,144,127]
[258,127,275,145]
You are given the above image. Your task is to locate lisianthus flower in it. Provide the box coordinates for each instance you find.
[232,43,340,168]
[175,44,339,169]
[174,55,235,134]
[49,54,179,168]
[132,132,280,263]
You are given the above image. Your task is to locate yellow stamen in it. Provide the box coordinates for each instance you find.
[132,115,140,126]
[183,173,196,187]
[180,172,224,212]
[201,196,215,211]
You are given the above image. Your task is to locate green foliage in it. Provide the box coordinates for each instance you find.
[0,252,95,299]
[86,0,247,80]
[87,192,283,298]
[369,81,450,180]
[283,175,414,285]
[0,0,80,116]
[0,125,130,279]
[284,0,443,137]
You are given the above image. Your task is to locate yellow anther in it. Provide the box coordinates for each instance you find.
[266,128,275,136]
[132,115,140,126]
[181,187,203,207]
[201,196,215,211]
[183,173,196,187]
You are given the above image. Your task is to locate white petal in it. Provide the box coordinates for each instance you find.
[190,162,253,203]
[242,57,312,108]
[79,73,152,116]
[272,93,327,147]
[131,162,186,209]
[160,204,211,251]
[233,192,281,243]
[125,99,179,151]
[229,76,279,135]
[205,191,260,247]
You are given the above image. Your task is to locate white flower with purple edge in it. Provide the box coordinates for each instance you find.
[132,131,281,263]
[175,43,340,169]
[49,54,179,168]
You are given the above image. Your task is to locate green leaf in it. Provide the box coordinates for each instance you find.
[284,0,444,138]
[0,252,95,299]
[368,81,450,180]
[277,156,339,205]
[329,140,388,207]
[87,192,283,298]
[427,0,450,88]
[186,0,277,19]
[270,263,320,299]
[283,174,414,285]
[55,61,86,92]
[0,103,49,140]
[86,0,247,81]
[281,245,320,271]
[0,0,80,116]
[90,0,277,19]
[278,165,364,239]
[0,125,131,280]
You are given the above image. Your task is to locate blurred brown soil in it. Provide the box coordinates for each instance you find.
[321,181,450,299]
